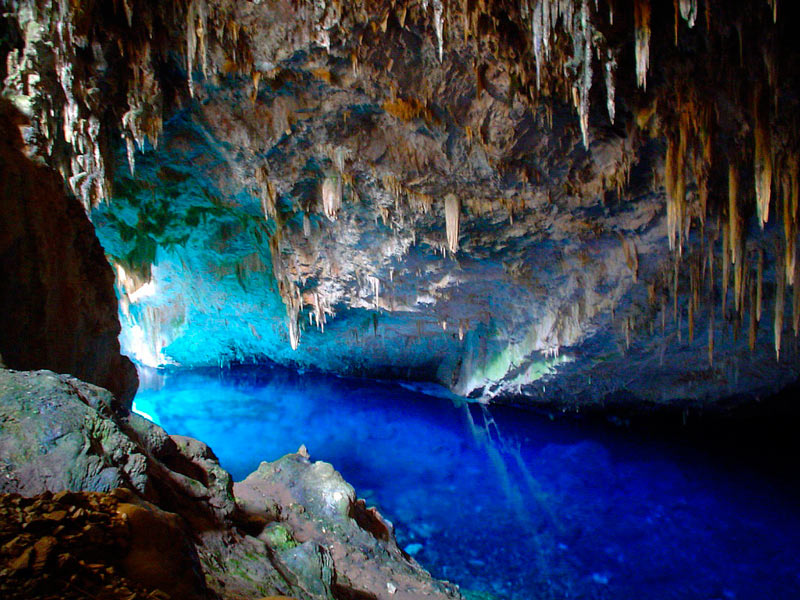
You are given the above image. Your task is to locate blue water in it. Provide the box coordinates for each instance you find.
[133,366,800,600]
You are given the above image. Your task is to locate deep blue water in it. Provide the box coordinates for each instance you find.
[133,366,800,600]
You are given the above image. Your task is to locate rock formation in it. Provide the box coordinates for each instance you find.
[0,368,462,600]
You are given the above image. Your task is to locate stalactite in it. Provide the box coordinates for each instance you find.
[604,49,616,124]
[577,0,593,149]
[432,0,445,62]
[749,276,757,351]
[679,0,698,27]
[754,90,773,227]
[125,133,136,176]
[665,130,686,253]
[791,154,799,223]
[734,251,745,315]
[775,253,786,360]
[621,236,639,282]
[708,304,715,366]
[369,276,380,310]
[322,174,342,221]
[673,257,680,323]
[445,193,460,253]
[257,167,277,220]
[767,0,778,22]
[783,191,796,287]
[634,0,651,90]
[722,222,730,316]
[794,261,800,337]
[624,316,631,350]
[728,164,741,266]
[752,245,763,322]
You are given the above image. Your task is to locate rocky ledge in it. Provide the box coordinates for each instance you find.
[0,368,462,600]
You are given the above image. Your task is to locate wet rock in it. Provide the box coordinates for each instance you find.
[0,369,463,600]
[0,369,148,495]
[235,450,463,600]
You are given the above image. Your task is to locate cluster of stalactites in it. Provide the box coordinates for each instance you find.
[518,0,609,147]
[305,290,333,332]
[4,2,114,209]
[3,0,256,209]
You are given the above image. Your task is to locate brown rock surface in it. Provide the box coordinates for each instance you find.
[0,100,137,406]
[0,489,206,600]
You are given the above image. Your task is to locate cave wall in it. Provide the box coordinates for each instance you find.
[0,100,137,404]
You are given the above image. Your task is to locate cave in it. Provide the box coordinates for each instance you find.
[1,1,799,598]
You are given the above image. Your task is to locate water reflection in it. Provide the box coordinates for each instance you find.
[134,365,800,600]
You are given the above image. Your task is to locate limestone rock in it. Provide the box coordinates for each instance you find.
[0,368,462,600]
[235,451,462,600]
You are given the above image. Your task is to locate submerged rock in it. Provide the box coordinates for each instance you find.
[0,368,463,600]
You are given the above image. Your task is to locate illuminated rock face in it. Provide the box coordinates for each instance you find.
[4,1,800,406]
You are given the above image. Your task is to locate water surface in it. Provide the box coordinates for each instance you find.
[133,366,800,600]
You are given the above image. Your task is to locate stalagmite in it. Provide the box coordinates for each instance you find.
[634,0,652,90]
[444,193,460,253]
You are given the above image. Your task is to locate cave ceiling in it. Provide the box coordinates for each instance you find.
[2,0,799,407]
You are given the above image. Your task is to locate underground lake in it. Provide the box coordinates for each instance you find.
[133,365,800,600]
